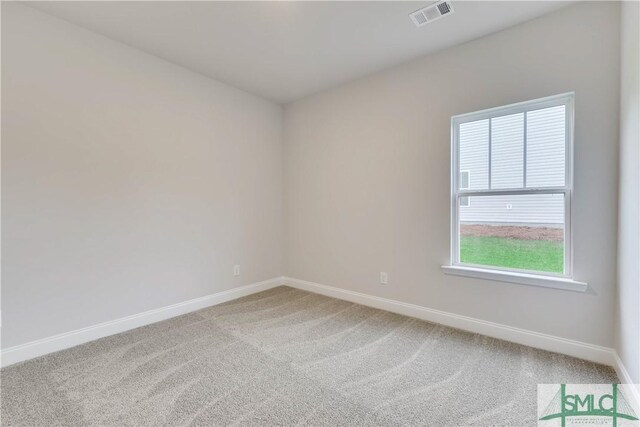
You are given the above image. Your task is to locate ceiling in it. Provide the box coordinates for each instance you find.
[28,1,570,104]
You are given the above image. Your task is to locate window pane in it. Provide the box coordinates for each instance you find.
[491,113,524,189]
[459,119,488,190]
[459,193,564,274]
[526,106,566,187]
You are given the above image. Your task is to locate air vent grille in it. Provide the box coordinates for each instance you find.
[413,12,427,25]
[409,1,455,27]
[437,2,451,15]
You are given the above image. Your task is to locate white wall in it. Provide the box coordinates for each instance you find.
[616,1,639,384]
[284,2,620,347]
[1,3,283,349]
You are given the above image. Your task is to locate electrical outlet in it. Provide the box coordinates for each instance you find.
[233,265,240,276]
[380,272,388,285]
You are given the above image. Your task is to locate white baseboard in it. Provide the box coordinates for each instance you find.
[1,276,286,368]
[613,351,640,414]
[284,277,617,367]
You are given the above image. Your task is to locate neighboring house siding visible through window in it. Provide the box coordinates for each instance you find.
[459,120,489,190]
[457,105,566,225]
[459,194,564,224]
[526,106,566,187]
[491,113,524,189]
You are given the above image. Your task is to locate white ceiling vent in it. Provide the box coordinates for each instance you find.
[410,1,455,27]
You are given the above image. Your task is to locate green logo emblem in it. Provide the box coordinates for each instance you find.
[539,384,638,426]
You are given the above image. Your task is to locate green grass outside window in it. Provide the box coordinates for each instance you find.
[459,236,563,274]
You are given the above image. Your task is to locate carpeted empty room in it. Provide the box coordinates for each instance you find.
[0,287,619,425]
[1,1,639,426]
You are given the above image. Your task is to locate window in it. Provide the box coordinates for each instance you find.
[443,93,586,291]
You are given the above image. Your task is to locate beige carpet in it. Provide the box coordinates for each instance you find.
[1,286,618,426]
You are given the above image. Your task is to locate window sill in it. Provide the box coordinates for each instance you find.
[440,265,588,292]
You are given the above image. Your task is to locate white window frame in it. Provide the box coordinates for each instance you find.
[442,92,587,292]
